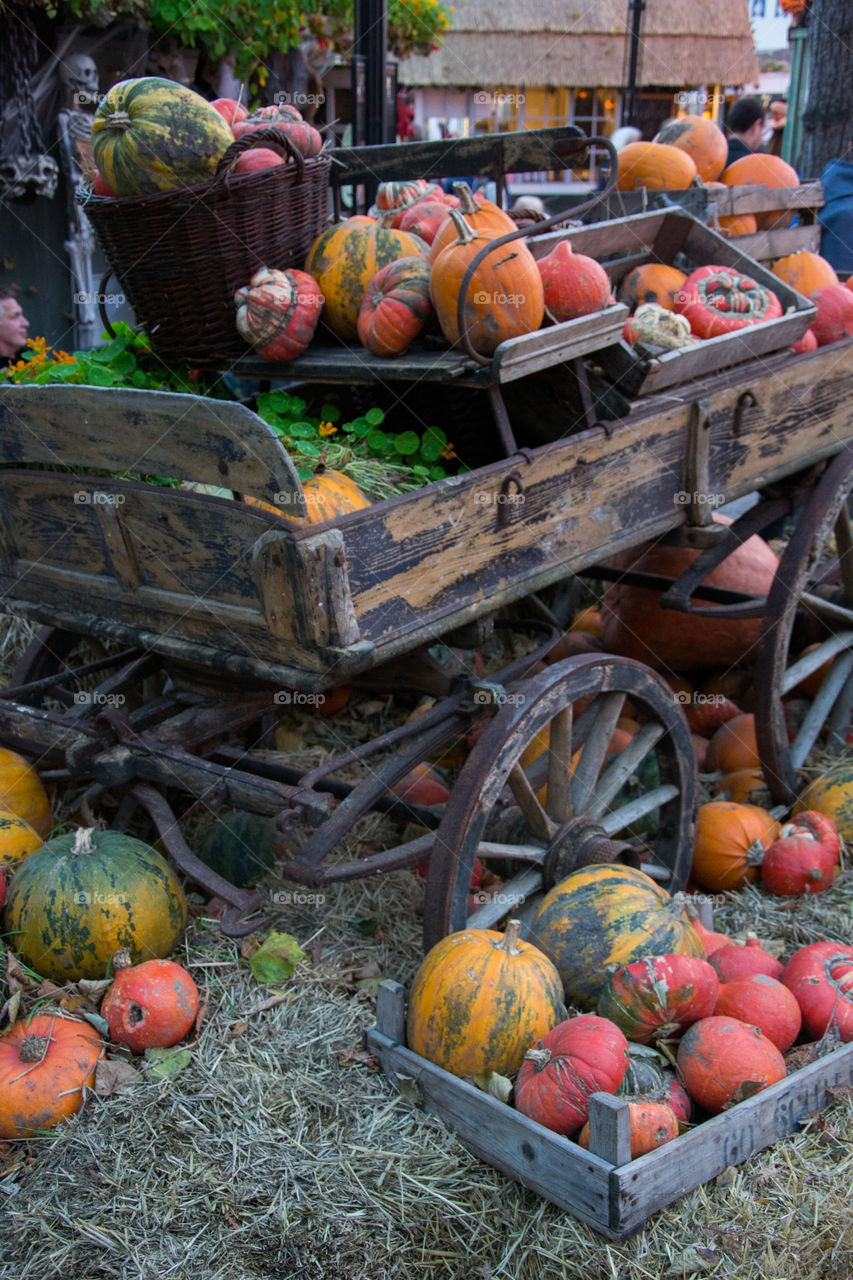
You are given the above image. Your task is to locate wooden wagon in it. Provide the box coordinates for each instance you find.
[0,131,851,951]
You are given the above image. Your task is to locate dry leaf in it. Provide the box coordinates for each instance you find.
[352,962,381,981]
[94,1058,141,1097]
[78,978,112,1002]
[5,950,39,994]
[337,1041,379,1069]
[0,990,21,1028]
[230,1020,248,1038]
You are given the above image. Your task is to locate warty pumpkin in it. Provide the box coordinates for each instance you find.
[690,801,780,892]
[234,267,324,362]
[655,115,728,183]
[304,217,429,341]
[429,210,544,356]
[528,864,704,1010]
[615,141,698,192]
[675,266,783,338]
[597,953,720,1044]
[406,919,567,1078]
[0,1011,104,1139]
[91,77,235,197]
[357,256,433,356]
[514,1013,630,1136]
[676,1015,786,1114]
[0,747,52,838]
[2,826,188,982]
[429,182,516,264]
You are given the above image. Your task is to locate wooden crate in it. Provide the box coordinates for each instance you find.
[528,209,816,397]
[707,181,824,262]
[366,980,853,1240]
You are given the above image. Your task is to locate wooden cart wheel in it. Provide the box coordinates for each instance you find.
[754,447,853,804]
[422,653,697,950]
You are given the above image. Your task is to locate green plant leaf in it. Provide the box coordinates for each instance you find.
[365,406,385,426]
[320,403,341,422]
[394,431,421,456]
[144,1046,192,1080]
[248,931,306,984]
[288,421,316,439]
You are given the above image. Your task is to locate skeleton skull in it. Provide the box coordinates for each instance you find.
[0,154,60,200]
[60,53,100,109]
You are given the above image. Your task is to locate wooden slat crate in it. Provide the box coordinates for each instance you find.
[527,209,815,397]
[708,181,824,262]
[366,980,853,1240]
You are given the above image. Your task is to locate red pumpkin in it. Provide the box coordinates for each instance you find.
[600,515,779,672]
[234,148,284,173]
[710,931,783,982]
[714,973,802,1052]
[536,240,611,321]
[597,953,720,1044]
[760,812,840,896]
[809,284,853,346]
[578,1099,679,1159]
[357,256,433,356]
[235,267,324,362]
[676,1016,786,1114]
[684,697,741,737]
[514,1014,630,1136]
[255,102,304,123]
[101,956,199,1053]
[92,171,115,196]
[781,941,853,1040]
[675,265,782,338]
[395,198,456,244]
[791,327,818,354]
[687,916,733,958]
[232,117,322,158]
[210,97,249,126]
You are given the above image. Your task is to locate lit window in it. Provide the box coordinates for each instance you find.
[751,0,765,16]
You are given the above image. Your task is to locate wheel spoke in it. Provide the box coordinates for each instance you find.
[508,763,558,840]
[570,692,625,815]
[544,705,573,823]
[791,650,853,767]
[599,784,680,835]
[476,840,546,862]
[799,592,853,627]
[781,631,853,695]
[835,501,853,602]
[466,867,543,930]
[586,721,666,820]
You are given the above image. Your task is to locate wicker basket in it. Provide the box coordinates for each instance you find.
[80,130,331,363]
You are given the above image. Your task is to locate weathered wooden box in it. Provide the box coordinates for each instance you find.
[366,980,853,1240]
[528,209,816,398]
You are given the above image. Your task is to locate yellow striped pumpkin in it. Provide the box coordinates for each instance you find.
[0,808,42,876]
[304,218,429,341]
[92,77,234,197]
[407,919,567,1077]
[529,864,703,1010]
[0,747,52,838]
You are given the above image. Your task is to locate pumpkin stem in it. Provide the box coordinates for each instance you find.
[744,930,761,945]
[523,1047,552,1071]
[111,947,133,972]
[446,208,480,247]
[72,827,95,856]
[103,111,133,133]
[745,840,768,867]
[452,182,479,214]
[499,919,523,956]
[19,1034,50,1064]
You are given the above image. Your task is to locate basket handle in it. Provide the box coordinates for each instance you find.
[98,270,117,340]
[214,127,307,185]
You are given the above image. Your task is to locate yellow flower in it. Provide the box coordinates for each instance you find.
[318,421,337,436]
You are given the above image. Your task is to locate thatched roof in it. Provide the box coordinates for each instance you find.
[400,0,760,89]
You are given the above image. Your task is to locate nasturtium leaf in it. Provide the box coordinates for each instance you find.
[248,931,306,984]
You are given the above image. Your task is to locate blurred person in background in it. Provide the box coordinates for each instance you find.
[725,97,766,167]
[0,288,30,366]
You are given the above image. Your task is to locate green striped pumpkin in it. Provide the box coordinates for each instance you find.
[91,77,234,197]
[529,864,703,1011]
[2,827,187,981]
[304,218,429,341]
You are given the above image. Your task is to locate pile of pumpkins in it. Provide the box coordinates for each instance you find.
[0,747,201,1141]
[408,858,853,1159]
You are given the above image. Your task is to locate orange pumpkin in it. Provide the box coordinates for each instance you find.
[690,801,781,891]
[718,213,758,237]
[578,1099,679,1159]
[721,154,800,230]
[600,517,779,672]
[304,217,429,341]
[772,251,838,295]
[615,142,698,192]
[617,263,687,313]
[0,1011,104,1139]
[713,767,767,805]
[676,1015,786,1115]
[0,748,52,838]
[429,210,545,356]
[706,713,760,773]
[655,115,729,182]
[244,470,370,524]
[0,808,43,876]
[406,919,567,1078]
[714,973,802,1052]
[429,182,515,264]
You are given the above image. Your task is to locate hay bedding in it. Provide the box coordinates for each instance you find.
[2,623,853,1280]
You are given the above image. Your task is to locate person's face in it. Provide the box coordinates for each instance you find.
[745,117,765,150]
[0,298,29,357]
